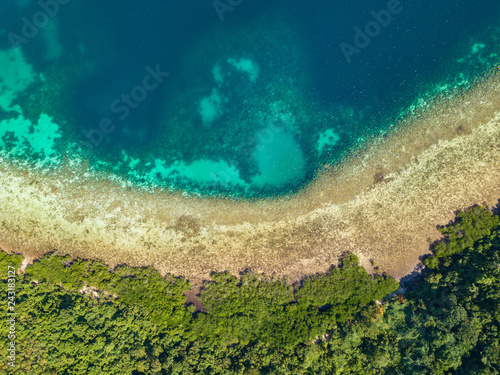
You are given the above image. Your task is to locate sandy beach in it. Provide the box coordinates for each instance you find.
[1,71,499,284]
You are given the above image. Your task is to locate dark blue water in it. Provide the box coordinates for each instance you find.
[2,0,500,197]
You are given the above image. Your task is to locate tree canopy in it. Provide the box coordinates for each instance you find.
[1,204,499,374]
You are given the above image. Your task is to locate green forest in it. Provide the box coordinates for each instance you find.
[1,204,499,374]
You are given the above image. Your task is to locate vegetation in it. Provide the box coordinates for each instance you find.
[0,204,499,374]
[428,205,499,260]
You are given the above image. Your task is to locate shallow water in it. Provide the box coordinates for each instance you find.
[1,0,500,199]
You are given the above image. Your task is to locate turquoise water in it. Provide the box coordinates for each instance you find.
[1,1,500,197]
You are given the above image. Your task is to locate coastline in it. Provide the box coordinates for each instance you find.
[1,71,500,284]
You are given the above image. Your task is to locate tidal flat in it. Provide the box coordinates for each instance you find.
[1,1,500,284]
[1,71,499,283]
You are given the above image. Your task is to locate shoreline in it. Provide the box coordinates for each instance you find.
[0,71,500,284]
